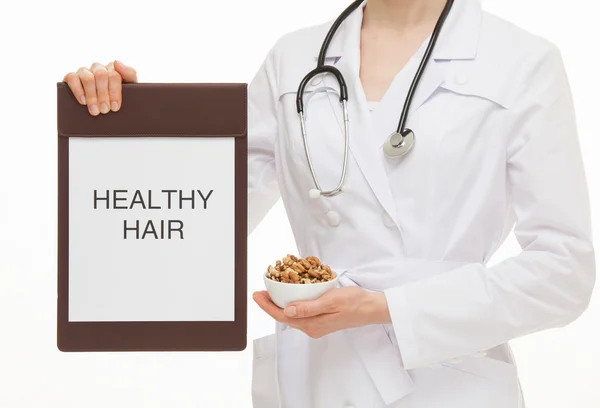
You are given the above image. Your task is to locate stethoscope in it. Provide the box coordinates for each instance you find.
[296,0,454,198]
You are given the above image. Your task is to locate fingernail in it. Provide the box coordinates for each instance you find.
[111,101,119,111]
[284,306,296,317]
[79,95,86,105]
[100,103,109,114]
[90,104,99,116]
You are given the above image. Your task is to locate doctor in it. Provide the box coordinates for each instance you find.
[63,0,595,406]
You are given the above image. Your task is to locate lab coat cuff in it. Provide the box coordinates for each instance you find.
[384,285,422,370]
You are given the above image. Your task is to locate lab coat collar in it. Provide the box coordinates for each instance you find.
[316,0,482,62]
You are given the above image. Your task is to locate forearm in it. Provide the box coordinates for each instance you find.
[383,245,595,369]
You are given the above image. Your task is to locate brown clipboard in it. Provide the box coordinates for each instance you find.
[57,82,248,352]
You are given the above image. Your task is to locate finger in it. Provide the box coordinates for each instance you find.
[106,63,122,112]
[285,296,335,318]
[77,66,99,116]
[114,60,138,83]
[253,291,289,323]
[63,72,87,105]
[90,62,110,114]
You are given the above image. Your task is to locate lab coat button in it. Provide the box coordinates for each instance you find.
[326,210,341,227]
[455,73,468,85]
[382,211,395,228]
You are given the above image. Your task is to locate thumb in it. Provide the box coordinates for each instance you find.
[284,298,328,318]
[114,60,138,83]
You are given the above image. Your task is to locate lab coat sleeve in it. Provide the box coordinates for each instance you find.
[247,44,281,235]
[383,44,596,370]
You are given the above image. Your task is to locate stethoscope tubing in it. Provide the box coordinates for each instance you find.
[296,0,454,198]
[317,0,366,68]
[299,100,350,197]
[396,0,455,134]
[296,0,363,113]
[296,65,348,114]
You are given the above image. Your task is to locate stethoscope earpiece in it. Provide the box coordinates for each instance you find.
[309,189,321,199]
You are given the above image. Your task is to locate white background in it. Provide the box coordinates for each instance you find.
[0,0,598,407]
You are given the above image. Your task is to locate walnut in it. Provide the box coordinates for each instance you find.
[288,269,300,283]
[265,255,336,284]
[292,263,306,273]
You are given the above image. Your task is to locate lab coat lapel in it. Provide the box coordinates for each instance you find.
[376,0,481,143]
[369,56,446,149]
[398,60,445,130]
[322,1,399,218]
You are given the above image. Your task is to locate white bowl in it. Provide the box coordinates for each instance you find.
[263,272,339,309]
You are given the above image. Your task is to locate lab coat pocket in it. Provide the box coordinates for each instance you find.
[439,355,520,407]
[251,329,308,408]
[441,355,517,384]
[252,333,280,408]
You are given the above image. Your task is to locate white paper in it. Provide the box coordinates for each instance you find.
[68,137,235,322]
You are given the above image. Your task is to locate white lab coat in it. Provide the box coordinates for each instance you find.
[247,0,596,407]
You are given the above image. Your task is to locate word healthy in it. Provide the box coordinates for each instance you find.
[93,189,214,240]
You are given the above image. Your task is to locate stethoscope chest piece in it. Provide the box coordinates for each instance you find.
[383,129,415,158]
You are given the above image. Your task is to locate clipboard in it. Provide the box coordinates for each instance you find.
[57,82,248,352]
